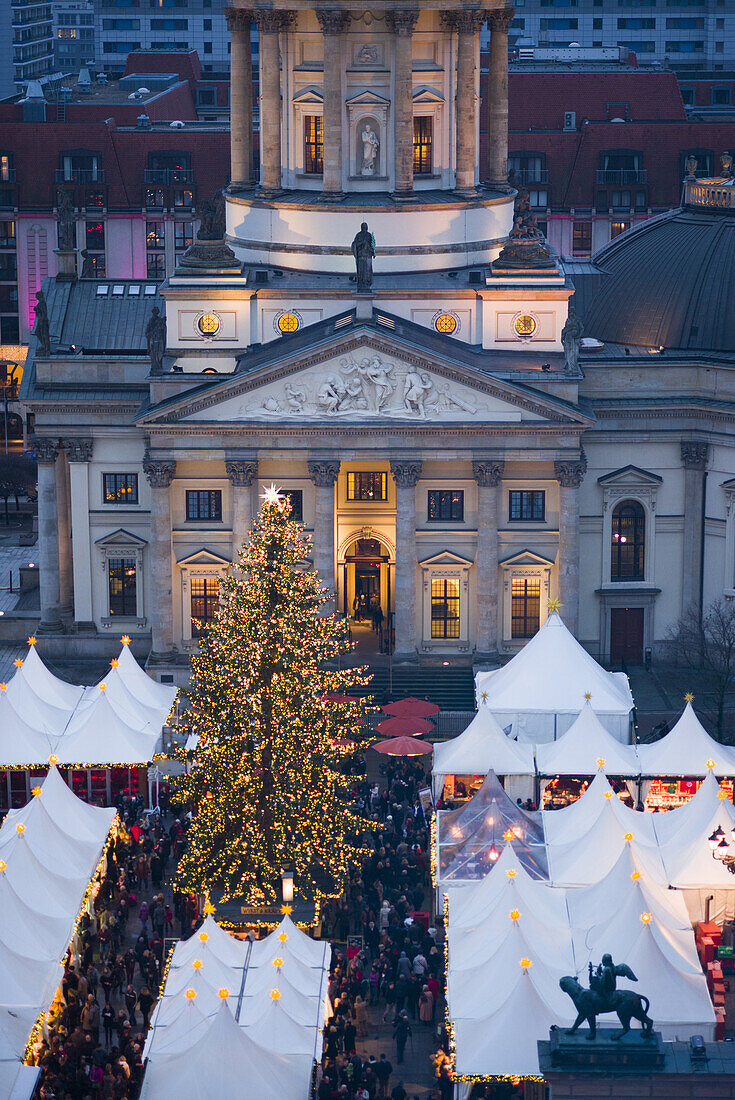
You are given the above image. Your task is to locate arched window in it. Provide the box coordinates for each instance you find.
[611,500,645,581]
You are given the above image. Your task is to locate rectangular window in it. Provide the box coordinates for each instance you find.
[611,219,628,239]
[428,489,464,522]
[108,558,137,616]
[283,489,303,521]
[146,220,164,249]
[190,576,219,636]
[174,189,194,208]
[147,253,165,278]
[511,577,540,639]
[509,490,545,521]
[413,116,433,175]
[303,115,323,174]
[431,578,460,639]
[347,471,387,501]
[186,489,222,521]
[103,472,138,504]
[572,221,592,255]
[175,221,193,252]
[85,221,104,250]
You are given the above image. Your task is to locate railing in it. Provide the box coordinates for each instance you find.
[56,169,105,184]
[596,169,647,185]
[144,168,194,185]
[512,168,549,185]
[686,178,735,209]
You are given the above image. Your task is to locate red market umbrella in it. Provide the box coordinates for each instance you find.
[383,697,440,719]
[372,736,434,757]
[376,716,435,738]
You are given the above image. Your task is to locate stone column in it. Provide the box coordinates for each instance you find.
[387,10,419,196]
[55,449,72,617]
[226,456,258,562]
[143,455,176,660]
[226,8,253,187]
[254,11,295,194]
[32,436,63,633]
[681,441,709,615]
[308,459,339,609]
[486,9,513,190]
[473,459,504,655]
[316,9,348,199]
[443,11,483,195]
[554,455,587,637]
[391,460,422,658]
[62,438,94,628]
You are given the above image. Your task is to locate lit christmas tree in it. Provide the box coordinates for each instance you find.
[172,486,372,906]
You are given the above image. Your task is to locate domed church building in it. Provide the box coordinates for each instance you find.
[20,2,735,679]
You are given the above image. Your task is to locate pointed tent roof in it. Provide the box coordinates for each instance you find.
[171,916,249,970]
[8,643,84,712]
[658,796,735,888]
[240,995,323,1057]
[651,771,730,847]
[535,700,640,776]
[542,771,655,847]
[114,641,178,713]
[475,611,633,716]
[432,706,534,780]
[445,845,569,934]
[250,915,329,969]
[449,896,574,974]
[567,845,688,932]
[637,701,735,777]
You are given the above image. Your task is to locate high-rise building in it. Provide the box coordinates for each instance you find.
[0,0,55,98]
[52,0,95,71]
[93,0,231,75]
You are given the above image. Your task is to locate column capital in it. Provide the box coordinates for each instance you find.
[143,455,176,488]
[226,457,258,487]
[391,459,422,488]
[681,440,709,469]
[252,9,296,32]
[30,435,59,465]
[488,8,515,32]
[554,455,587,488]
[225,6,251,31]
[441,10,484,32]
[61,437,93,463]
[308,459,340,487]
[315,7,349,34]
[386,9,419,35]
[473,459,504,487]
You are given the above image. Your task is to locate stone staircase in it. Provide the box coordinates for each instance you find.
[349,663,476,711]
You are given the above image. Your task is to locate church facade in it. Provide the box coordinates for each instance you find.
[20,1,735,679]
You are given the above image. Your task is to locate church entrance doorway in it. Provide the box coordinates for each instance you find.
[610,606,644,666]
[343,537,392,654]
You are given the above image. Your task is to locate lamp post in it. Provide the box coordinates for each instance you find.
[281,869,294,904]
[709,824,735,875]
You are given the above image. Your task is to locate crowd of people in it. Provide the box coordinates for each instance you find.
[29,793,193,1100]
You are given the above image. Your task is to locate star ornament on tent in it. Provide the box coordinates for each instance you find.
[262,483,282,507]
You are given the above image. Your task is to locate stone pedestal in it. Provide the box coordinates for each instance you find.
[143,456,176,659]
[474,459,504,655]
[486,10,513,190]
[681,440,709,615]
[32,436,63,633]
[308,459,340,611]
[391,460,422,658]
[555,455,587,637]
[226,9,253,187]
[226,456,258,562]
[388,10,419,196]
[317,9,348,198]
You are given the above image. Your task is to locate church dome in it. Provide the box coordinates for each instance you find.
[583,179,735,353]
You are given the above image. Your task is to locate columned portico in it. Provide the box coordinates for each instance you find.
[681,440,709,615]
[391,459,421,658]
[226,8,254,187]
[387,9,419,196]
[486,9,513,190]
[254,10,296,194]
[33,436,63,633]
[473,459,504,655]
[555,455,586,637]
[443,11,483,196]
[143,455,176,659]
[55,448,72,617]
[308,459,340,610]
[316,8,348,198]
[62,437,94,629]
[226,456,258,561]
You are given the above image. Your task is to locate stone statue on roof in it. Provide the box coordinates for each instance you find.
[561,306,584,374]
[351,222,375,291]
[34,290,50,356]
[196,189,226,240]
[494,188,555,271]
[559,953,653,1041]
[56,189,76,252]
[145,306,166,372]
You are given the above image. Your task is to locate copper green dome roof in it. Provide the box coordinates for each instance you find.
[583,180,735,354]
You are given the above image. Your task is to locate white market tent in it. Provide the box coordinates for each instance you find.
[143,915,329,1099]
[475,612,634,744]
[431,706,534,800]
[535,700,640,777]
[637,701,735,778]
[0,639,176,768]
[0,767,115,1070]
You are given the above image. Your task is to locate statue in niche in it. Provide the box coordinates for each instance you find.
[351,222,375,291]
[361,125,379,175]
[403,370,433,418]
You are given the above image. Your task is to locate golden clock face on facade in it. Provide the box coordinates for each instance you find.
[197,312,220,337]
[434,313,458,335]
[514,314,537,338]
[277,312,300,334]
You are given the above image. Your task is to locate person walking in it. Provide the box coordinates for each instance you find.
[392,1011,411,1065]
[375,1053,392,1099]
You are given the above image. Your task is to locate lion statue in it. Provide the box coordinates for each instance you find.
[559,975,654,1041]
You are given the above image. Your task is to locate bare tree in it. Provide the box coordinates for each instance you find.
[667,599,735,740]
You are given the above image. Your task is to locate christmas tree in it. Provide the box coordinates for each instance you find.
[172,486,372,906]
